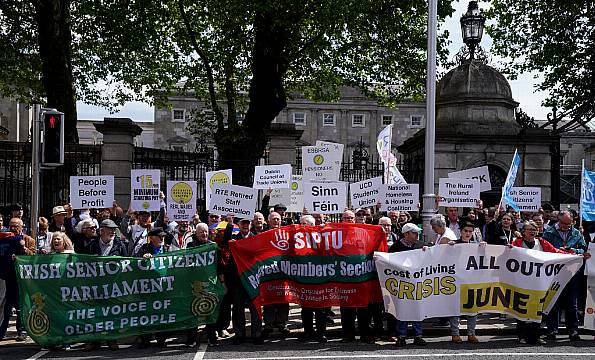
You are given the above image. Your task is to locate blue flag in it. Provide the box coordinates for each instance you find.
[581,167,595,221]
[502,149,521,211]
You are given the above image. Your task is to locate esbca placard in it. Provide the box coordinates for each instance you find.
[303,181,347,214]
[167,180,197,221]
[302,144,342,181]
[70,176,114,209]
[288,175,304,213]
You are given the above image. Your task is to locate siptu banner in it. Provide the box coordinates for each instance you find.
[15,244,226,347]
[230,223,387,313]
[375,244,582,322]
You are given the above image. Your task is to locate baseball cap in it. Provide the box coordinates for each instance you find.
[100,219,118,229]
[401,223,422,234]
[148,228,166,237]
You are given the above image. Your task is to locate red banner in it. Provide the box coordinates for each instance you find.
[230,223,387,310]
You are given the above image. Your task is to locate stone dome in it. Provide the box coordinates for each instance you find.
[436,59,520,136]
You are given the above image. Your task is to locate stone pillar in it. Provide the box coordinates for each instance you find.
[94,118,142,210]
[266,123,304,166]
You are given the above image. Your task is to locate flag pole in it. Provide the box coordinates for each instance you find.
[580,158,585,229]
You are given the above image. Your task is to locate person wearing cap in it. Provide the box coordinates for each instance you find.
[84,219,126,351]
[444,221,483,344]
[49,205,75,238]
[389,222,427,347]
[260,188,293,226]
[135,227,170,348]
[169,221,194,251]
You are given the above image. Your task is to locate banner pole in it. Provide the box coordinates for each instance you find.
[578,159,585,229]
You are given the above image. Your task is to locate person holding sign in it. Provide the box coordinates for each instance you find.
[431,214,457,245]
[388,223,427,347]
[445,222,484,344]
[512,220,570,345]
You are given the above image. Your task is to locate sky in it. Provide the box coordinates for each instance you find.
[76,0,551,122]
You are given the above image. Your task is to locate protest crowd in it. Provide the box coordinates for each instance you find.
[1,191,593,351]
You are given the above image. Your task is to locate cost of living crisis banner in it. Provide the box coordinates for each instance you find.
[15,244,226,347]
[230,223,387,312]
[375,244,582,322]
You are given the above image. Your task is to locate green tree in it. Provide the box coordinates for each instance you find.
[1,0,454,184]
[486,1,595,130]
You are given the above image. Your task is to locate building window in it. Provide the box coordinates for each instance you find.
[352,114,365,127]
[293,112,306,126]
[172,109,185,122]
[382,115,393,126]
[322,113,336,126]
[410,115,423,127]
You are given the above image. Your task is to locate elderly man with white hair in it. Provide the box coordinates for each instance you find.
[431,214,457,245]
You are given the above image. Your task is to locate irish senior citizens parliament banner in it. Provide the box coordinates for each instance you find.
[375,244,582,322]
[15,243,226,347]
[230,223,387,311]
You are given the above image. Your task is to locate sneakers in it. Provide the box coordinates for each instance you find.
[413,336,427,346]
[15,333,28,342]
[535,338,547,345]
[316,335,328,343]
[451,335,462,343]
[467,335,479,343]
[218,329,230,338]
[395,337,406,347]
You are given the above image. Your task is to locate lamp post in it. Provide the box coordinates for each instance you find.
[421,0,438,244]
[460,1,485,60]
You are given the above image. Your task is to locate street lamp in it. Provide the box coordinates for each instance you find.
[460,1,485,60]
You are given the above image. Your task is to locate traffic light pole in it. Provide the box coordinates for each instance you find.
[31,104,42,240]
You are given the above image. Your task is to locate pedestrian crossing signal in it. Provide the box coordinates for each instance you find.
[42,110,64,166]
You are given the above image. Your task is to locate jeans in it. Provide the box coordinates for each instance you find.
[546,274,579,335]
[396,320,422,337]
[232,285,262,338]
[449,315,476,336]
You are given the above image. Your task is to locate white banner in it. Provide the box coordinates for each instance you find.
[269,189,291,210]
[448,166,492,193]
[253,164,292,189]
[206,169,233,209]
[210,183,257,219]
[70,176,114,209]
[584,243,595,330]
[303,180,347,214]
[130,169,161,211]
[508,187,541,212]
[438,178,481,208]
[350,177,382,208]
[302,144,342,181]
[375,244,583,322]
[288,175,304,213]
[167,180,197,221]
[380,184,419,212]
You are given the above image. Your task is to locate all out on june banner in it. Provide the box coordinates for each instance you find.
[15,244,226,347]
[230,223,387,312]
[375,244,583,322]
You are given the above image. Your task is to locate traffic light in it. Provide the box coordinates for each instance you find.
[42,110,64,166]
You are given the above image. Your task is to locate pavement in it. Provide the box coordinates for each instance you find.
[1,305,595,360]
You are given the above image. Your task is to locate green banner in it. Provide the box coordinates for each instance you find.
[15,243,226,347]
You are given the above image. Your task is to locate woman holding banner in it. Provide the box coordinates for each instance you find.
[446,222,483,344]
[49,232,75,254]
[512,220,568,345]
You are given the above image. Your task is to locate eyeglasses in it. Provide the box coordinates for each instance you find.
[84,226,97,230]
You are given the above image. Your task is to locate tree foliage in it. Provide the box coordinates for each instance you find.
[486,1,595,130]
[1,0,454,182]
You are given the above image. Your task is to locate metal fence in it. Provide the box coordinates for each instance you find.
[0,141,101,219]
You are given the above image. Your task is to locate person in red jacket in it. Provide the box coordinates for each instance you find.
[511,220,569,345]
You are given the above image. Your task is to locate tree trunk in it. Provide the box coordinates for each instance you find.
[215,11,291,185]
[33,0,78,144]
